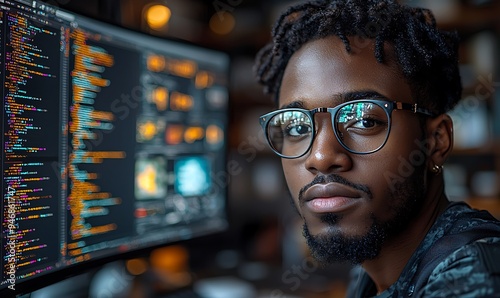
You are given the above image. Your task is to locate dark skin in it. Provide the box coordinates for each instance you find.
[278,36,454,293]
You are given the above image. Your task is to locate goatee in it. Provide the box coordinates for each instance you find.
[299,166,424,265]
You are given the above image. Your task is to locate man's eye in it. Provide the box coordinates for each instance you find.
[352,118,378,129]
[350,115,388,128]
[285,124,311,137]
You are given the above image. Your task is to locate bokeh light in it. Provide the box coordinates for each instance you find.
[209,12,235,35]
[146,4,171,30]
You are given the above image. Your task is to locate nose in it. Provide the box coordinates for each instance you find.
[304,113,352,175]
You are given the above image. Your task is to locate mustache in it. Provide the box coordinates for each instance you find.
[298,174,372,203]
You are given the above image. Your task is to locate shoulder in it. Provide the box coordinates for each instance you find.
[420,237,500,297]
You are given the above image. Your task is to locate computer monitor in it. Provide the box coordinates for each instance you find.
[1,0,230,295]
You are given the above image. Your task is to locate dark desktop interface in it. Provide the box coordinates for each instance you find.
[1,0,229,293]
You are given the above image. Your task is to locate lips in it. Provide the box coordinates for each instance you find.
[302,182,363,214]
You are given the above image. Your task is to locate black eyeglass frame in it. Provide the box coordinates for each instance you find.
[259,99,435,159]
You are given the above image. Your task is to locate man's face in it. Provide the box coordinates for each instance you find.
[278,36,428,264]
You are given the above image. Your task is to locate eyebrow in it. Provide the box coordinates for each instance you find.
[279,90,387,109]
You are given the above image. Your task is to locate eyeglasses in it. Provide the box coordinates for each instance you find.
[259,99,434,159]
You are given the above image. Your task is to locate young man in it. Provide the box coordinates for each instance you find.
[254,0,500,297]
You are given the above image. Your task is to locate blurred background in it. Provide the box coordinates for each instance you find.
[31,0,499,297]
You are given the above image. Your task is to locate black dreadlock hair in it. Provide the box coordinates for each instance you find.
[254,0,462,115]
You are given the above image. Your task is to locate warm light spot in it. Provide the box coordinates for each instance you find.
[152,87,168,111]
[138,121,157,141]
[126,258,148,276]
[146,4,171,30]
[135,208,147,218]
[195,71,214,89]
[150,245,188,273]
[170,92,193,111]
[167,59,197,78]
[165,125,184,145]
[209,12,235,35]
[150,246,192,286]
[147,55,165,72]
[184,127,204,143]
[137,164,157,194]
[206,124,224,145]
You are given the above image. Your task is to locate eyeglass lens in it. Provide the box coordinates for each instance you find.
[266,102,390,157]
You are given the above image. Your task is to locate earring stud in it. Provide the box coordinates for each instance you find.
[431,164,442,174]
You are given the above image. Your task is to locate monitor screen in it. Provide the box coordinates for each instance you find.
[0,0,230,295]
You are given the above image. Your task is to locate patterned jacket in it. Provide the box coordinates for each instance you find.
[346,202,500,297]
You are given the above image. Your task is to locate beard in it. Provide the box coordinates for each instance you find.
[296,165,426,266]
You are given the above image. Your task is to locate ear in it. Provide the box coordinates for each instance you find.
[425,114,453,169]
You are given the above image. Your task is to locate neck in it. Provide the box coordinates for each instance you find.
[361,175,450,294]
